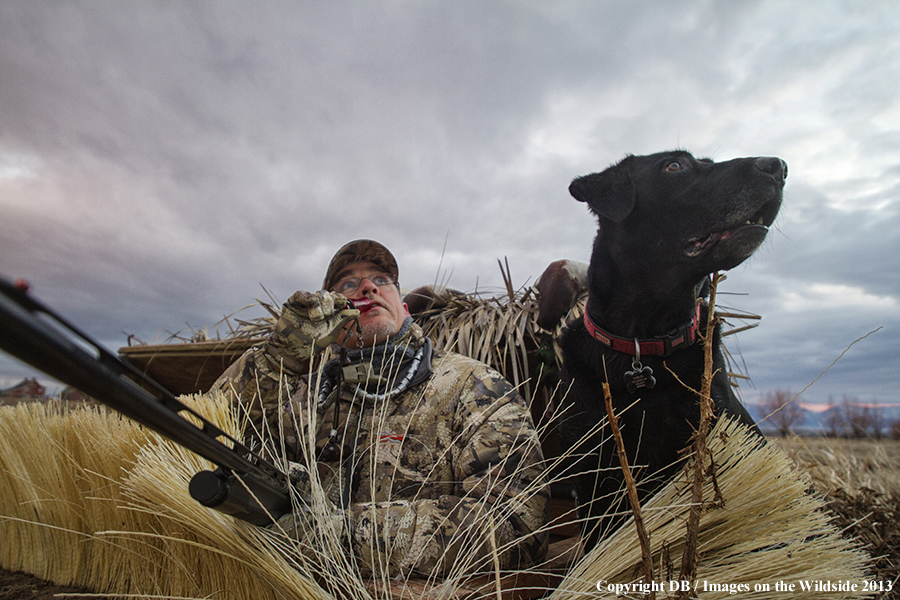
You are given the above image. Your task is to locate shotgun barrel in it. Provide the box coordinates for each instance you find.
[0,276,292,525]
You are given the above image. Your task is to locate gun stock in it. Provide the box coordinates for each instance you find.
[0,277,291,526]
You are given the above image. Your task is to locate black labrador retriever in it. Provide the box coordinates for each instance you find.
[557,150,786,549]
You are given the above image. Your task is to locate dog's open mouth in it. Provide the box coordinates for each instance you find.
[684,200,780,258]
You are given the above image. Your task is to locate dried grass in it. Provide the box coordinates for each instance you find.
[772,436,900,499]
[128,297,281,346]
[0,398,328,600]
[0,384,562,600]
[412,292,543,406]
[0,394,877,600]
[773,436,900,595]
[551,417,873,600]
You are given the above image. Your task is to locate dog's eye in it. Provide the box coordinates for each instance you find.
[665,161,683,172]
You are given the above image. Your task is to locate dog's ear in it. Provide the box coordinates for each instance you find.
[569,166,635,223]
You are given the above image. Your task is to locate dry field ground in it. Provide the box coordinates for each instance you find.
[771,436,900,498]
[771,436,900,599]
[1,435,898,599]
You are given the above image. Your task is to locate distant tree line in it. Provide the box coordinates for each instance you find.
[823,395,895,439]
[761,390,900,439]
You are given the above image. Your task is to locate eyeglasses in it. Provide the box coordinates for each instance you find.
[332,273,397,295]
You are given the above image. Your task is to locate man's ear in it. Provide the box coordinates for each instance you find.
[568,164,635,223]
[402,302,411,317]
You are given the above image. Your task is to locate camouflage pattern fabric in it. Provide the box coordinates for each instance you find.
[212,324,549,578]
[322,239,400,290]
[269,290,359,364]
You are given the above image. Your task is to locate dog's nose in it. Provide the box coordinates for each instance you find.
[569,178,587,202]
[755,157,787,181]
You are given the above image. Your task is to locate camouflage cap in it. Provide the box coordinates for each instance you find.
[323,239,400,290]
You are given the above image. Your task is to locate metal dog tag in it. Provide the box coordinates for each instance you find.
[624,363,656,393]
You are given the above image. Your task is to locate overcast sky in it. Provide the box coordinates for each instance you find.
[1,1,898,407]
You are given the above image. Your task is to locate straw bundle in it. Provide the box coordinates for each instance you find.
[0,397,329,600]
[551,417,873,600]
[0,401,153,585]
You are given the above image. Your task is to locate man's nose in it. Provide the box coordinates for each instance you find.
[358,277,379,295]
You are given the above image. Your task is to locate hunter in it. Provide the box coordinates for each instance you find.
[212,239,549,578]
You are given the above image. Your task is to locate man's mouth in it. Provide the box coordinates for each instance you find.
[349,297,374,312]
[349,297,387,313]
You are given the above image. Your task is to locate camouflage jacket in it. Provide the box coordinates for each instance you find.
[212,323,549,578]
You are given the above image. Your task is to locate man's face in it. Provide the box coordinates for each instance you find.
[330,261,410,347]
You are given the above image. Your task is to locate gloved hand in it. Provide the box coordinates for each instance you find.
[268,290,360,362]
[268,500,346,542]
[266,466,349,561]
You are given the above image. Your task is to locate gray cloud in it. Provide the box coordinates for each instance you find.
[1,0,898,404]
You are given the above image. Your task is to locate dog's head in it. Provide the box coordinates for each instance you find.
[570,151,785,285]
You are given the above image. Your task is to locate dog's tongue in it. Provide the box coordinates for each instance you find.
[685,232,721,257]
[685,221,769,257]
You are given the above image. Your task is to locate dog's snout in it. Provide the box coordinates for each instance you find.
[569,178,587,202]
[755,157,787,182]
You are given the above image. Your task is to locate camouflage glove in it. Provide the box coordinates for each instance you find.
[268,500,346,541]
[268,290,360,362]
[267,463,348,558]
[284,460,312,498]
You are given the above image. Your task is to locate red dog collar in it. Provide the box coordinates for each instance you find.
[583,301,702,357]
